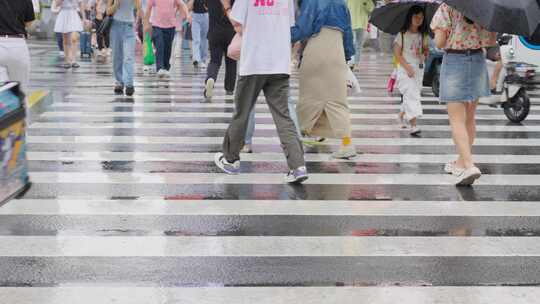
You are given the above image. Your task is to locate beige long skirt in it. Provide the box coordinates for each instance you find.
[297,27,351,139]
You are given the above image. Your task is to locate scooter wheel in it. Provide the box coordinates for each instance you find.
[504,89,530,123]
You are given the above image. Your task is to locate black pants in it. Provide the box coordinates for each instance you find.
[94,18,110,50]
[206,32,237,92]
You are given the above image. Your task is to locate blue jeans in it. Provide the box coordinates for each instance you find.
[80,31,92,55]
[440,52,490,103]
[244,96,301,145]
[191,13,209,63]
[152,26,176,71]
[111,20,135,87]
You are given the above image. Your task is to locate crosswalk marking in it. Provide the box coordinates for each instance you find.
[1,236,539,257]
[25,151,540,163]
[1,287,539,304]
[25,135,540,146]
[9,42,540,300]
[5,199,540,216]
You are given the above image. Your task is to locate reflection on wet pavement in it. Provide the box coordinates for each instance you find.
[3,40,540,302]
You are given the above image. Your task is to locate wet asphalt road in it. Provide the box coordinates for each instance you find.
[2,39,540,303]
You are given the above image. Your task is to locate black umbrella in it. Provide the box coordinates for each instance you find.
[370,0,441,35]
[443,0,540,37]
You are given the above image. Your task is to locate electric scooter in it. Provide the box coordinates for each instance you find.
[480,35,539,123]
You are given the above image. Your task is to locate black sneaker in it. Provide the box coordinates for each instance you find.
[193,61,199,68]
[125,86,135,97]
[114,85,124,95]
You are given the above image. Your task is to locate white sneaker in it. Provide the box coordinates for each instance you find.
[59,51,65,57]
[284,166,309,184]
[164,70,171,79]
[214,152,241,175]
[409,126,421,135]
[204,78,215,99]
[444,161,465,176]
[455,166,482,187]
[199,62,207,69]
[157,69,166,78]
[332,145,357,160]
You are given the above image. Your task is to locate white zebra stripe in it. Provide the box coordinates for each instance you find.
[0,287,537,304]
[25,151,540,164]
[1,236,539,257]
[39,111,540,120]
[27,172,540,186]
[28,121,540,132]
[25,136,540,146]
[5,199,540,216]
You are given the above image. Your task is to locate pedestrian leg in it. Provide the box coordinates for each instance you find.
[122,23,136,88]
[222,75,265,163]
[243,108,256,152]
[191,14,202,64]
[199,13,209,63]
[111,23,124,86]
[205,38,224,98]
[447,102,474,169]
[354,28,366,69]
[263,74,305,170]
[163,28,175,71]
[152,27,165,71]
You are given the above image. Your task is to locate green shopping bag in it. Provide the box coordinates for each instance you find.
[143,32,155,65]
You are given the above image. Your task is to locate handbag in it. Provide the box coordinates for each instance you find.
[227,33,242,61]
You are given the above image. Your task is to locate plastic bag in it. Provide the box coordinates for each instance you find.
[227,33,242,61]
[346,68,362,96]
[387,69,397,94]
[143,32,155,65]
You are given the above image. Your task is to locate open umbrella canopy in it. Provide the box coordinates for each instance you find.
[370,0,441,35]
[443,0,540,37]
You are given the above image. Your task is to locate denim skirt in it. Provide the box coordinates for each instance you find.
[439,52,491,103]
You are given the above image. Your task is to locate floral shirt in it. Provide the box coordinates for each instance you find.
[430,3,496,50]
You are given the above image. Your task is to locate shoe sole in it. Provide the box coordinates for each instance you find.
[332,153,358,160]
[456,173,481,187]
[410,130,421,135]
[288,175,308,184]
[205,79,215,99]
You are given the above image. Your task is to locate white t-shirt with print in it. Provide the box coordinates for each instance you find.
[394,31,424,65]
[230,0,296,76]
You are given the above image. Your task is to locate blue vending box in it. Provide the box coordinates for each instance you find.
[0,82,30,204]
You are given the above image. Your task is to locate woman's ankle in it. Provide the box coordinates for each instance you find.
[341,136,352,146]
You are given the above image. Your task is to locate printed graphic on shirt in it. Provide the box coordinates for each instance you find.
[253,0,289,16]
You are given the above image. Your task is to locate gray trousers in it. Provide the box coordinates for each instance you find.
[222,74,305,170]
